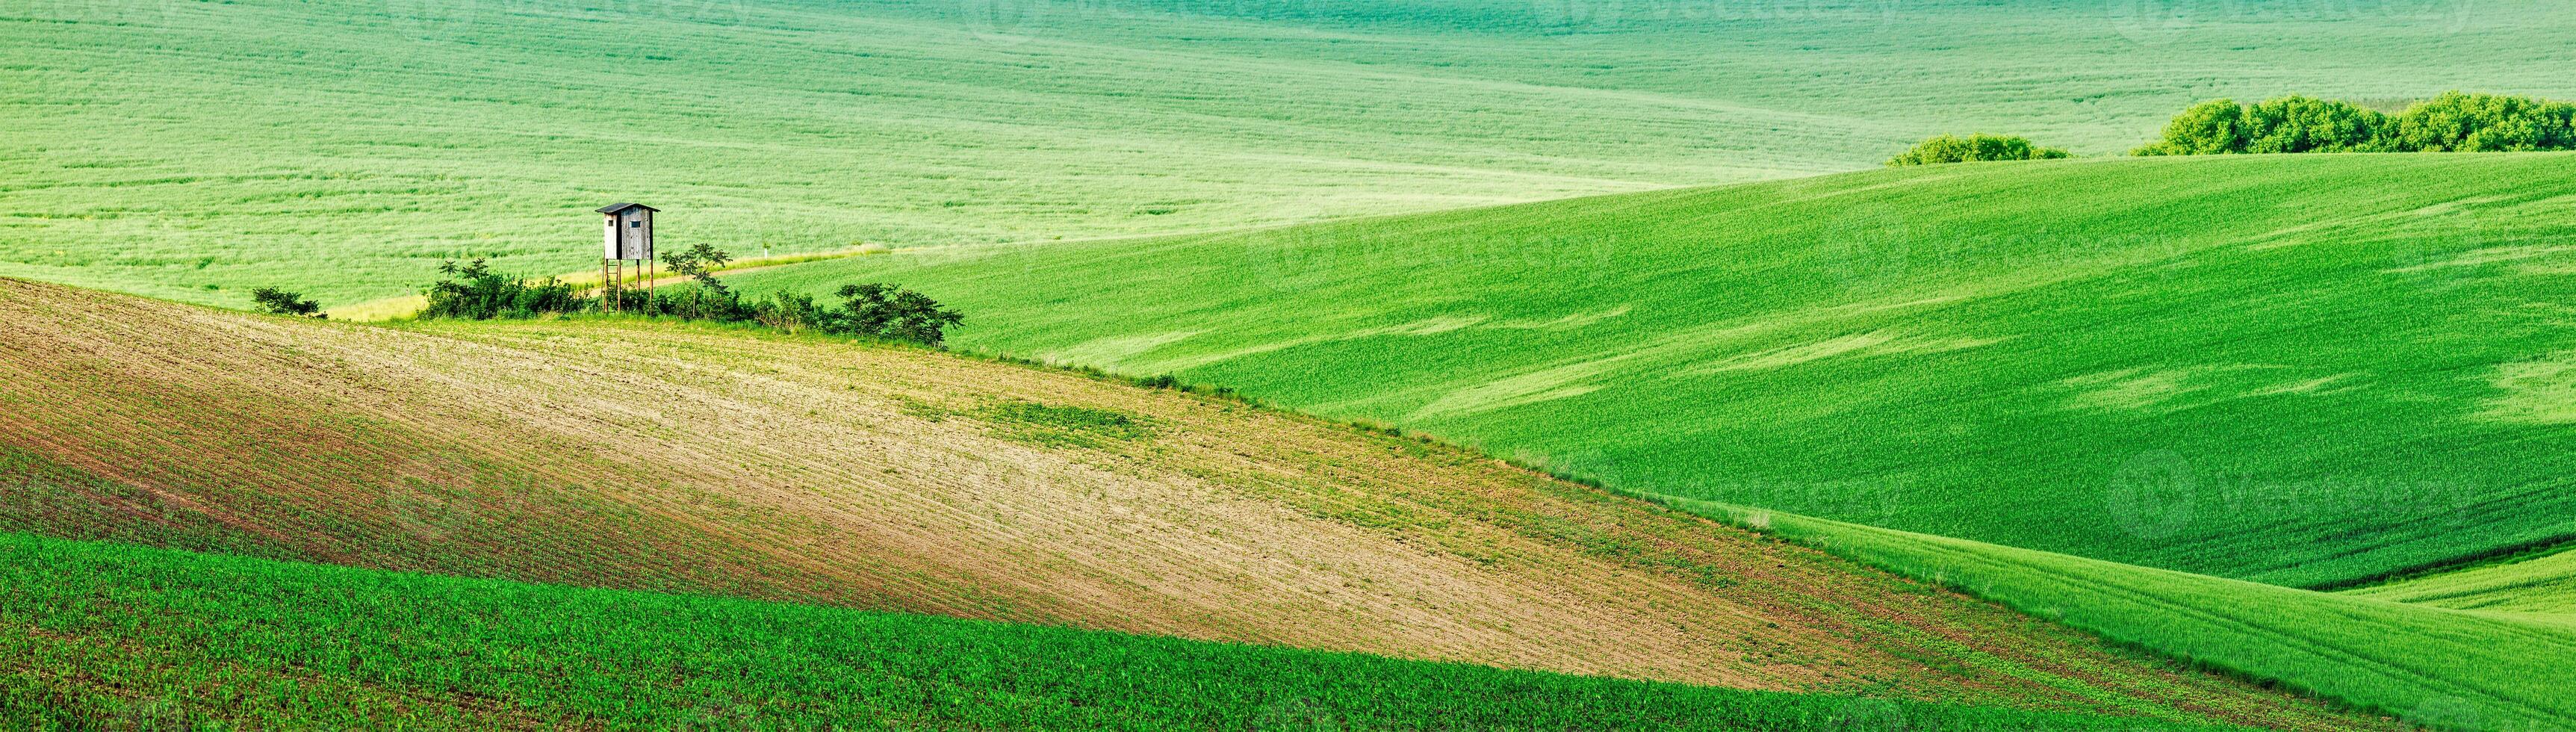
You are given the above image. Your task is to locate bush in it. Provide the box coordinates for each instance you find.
[1887,134,2072,166]
[2137,91,2576,155]
[419,258,589,320]
[640,282,751,322]
[248,288,325,318]
[2389,91,2576,152]
[754,291,825,334]
[2134,99,2252,156]
[2244,96,2387,153]
[718,282,963,346]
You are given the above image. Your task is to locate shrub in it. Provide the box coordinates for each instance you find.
[642,281,751,323]
[753,291,825,334]
[419,258,589,320]
[2389,91,2576,152]
[248,287,325,318]
[2244,96,2388,153]
[2134,99,2252,156]
[1887,134,2072,166]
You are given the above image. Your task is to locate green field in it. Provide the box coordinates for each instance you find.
[14,0,2576,728]
[733,152,2576,589]
[10,0,2576,308]
[0,531,2267,731]
[1651,495,2576,732]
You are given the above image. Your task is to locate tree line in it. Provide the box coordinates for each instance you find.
[252,246,964,348]
[1888,90,2576,165]
[419,246,963,346]
[2136,91,2576,155]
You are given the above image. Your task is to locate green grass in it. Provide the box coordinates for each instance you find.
[972,400,1159,448]
[1642,495,2576,732]
[0,531,2253,731]
[11,0,2576,308]
[2344,548,2576,614]
[733,152,2576,590]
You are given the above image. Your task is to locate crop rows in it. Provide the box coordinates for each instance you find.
[0,530,2274,731]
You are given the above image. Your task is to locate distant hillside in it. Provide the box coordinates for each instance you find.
[735,152,2576,591]
[0,279,2388,729]
[10,0,2576,305]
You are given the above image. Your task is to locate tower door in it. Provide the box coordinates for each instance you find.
[619,210,651,260]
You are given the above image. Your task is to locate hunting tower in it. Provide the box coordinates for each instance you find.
[597,202,657,311]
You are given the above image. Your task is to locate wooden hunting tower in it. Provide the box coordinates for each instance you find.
[600,202,656,260]
[598,202,658,311]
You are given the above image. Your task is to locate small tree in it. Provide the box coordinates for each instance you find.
[660,243,734,297]
[1888,134,2072,166]
[657,244,742,320]
[249,287,325,318]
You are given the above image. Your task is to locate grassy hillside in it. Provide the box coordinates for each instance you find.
[0,533,2272,731]
[734,152,2576,590]
[0,279,2393,728]
[1649,496,2576,732]
[10,0,2576,307]
[2345,548,2576,614]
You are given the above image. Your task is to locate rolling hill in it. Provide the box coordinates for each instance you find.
[733,152,2576,592]
[724,152,2576,729]
[0,279,2395,729]
[10,0,2576,307]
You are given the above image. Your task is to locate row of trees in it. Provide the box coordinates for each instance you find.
[1888,90,2576,165]
[2135,92,2576,155]
[410,246,964,347]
